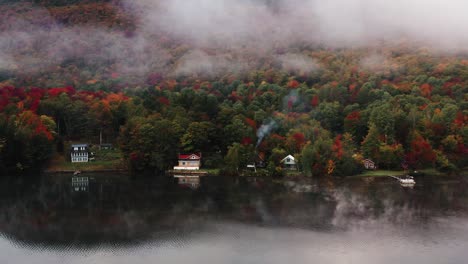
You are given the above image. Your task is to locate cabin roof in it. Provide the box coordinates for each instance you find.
[178,153,201,160]
[71,144,89,148]
[281,155,296,163]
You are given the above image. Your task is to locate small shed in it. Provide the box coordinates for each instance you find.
[281,155,297,170]
[363,159,377,170]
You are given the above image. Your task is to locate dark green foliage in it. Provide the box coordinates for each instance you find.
[119,117,182,174]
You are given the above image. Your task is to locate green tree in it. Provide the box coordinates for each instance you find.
[379,143,404,169]
[361,123,380,161]
[224,143,255,173]
[120,117,182,174]
[181,121,218,153]
[369,103,395,143]
[314,101,343,133]
[300,137,333,177]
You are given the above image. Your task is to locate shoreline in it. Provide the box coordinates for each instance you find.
[45,169,128,174]
[43,167,467,179]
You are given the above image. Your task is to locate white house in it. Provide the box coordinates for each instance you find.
[174,153,202,170]
[281,155,297,170]
[71,144,89,163]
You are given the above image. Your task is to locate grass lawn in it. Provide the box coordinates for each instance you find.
[354,168,454,178]
[354,170,406,178]
[284,170,304,177]
[47,149,126,172]
[417,168,447,176]
[201,168,220,175]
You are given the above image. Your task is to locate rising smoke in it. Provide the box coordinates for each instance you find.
[256,119,278,147]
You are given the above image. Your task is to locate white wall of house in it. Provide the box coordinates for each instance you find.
[281,155,297,165]
[174,154,202,170]
[71,153,89,163]
[71,144,89,163]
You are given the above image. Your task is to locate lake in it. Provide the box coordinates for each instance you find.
[0,173,467,264]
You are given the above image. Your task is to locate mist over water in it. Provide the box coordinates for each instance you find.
[0,174,467,263]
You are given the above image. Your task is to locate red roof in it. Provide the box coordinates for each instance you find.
[178,153,201,160]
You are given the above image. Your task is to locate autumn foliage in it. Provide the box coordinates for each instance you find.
[0,2,467,175]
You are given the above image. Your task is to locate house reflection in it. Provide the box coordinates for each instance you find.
[0,173,465,248]
[174,175,201,189]
[71,176,90,192]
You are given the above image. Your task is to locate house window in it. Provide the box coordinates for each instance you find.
[286,158,291,162]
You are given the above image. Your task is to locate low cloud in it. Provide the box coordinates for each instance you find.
[131,0,468,51]
[172,50,246,78]
[2,0,468,83]
[278,53,319,73]
[359,53,401,74]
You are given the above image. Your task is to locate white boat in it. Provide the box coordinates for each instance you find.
[389,175,416,186]
[399,176,416,185]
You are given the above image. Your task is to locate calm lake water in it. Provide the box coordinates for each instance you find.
[0,173,467,264]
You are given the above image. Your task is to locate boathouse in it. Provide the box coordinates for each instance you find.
[174,153,202,170]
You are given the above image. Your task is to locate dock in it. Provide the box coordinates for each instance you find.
[167,170,209,176]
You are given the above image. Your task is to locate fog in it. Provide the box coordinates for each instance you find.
[0,172,467,264]
[1,0,468,81]
[137,0,468,50]
[2,219,468,264]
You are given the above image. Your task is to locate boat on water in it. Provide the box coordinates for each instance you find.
[388,175,416,186]
[399,176,416,186]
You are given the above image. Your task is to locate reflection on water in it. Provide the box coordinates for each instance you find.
[71,176,89,192]
[0,173,467,263]
[173,175,201,189]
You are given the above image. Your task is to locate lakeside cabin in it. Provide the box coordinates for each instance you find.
[363,158,377,170]
[70,144,89,163]
[281,155,297,170]
[174,153,202,170]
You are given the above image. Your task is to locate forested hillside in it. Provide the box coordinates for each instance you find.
[0,1,466,175]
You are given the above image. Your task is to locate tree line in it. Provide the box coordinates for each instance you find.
[0,64,466,175]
